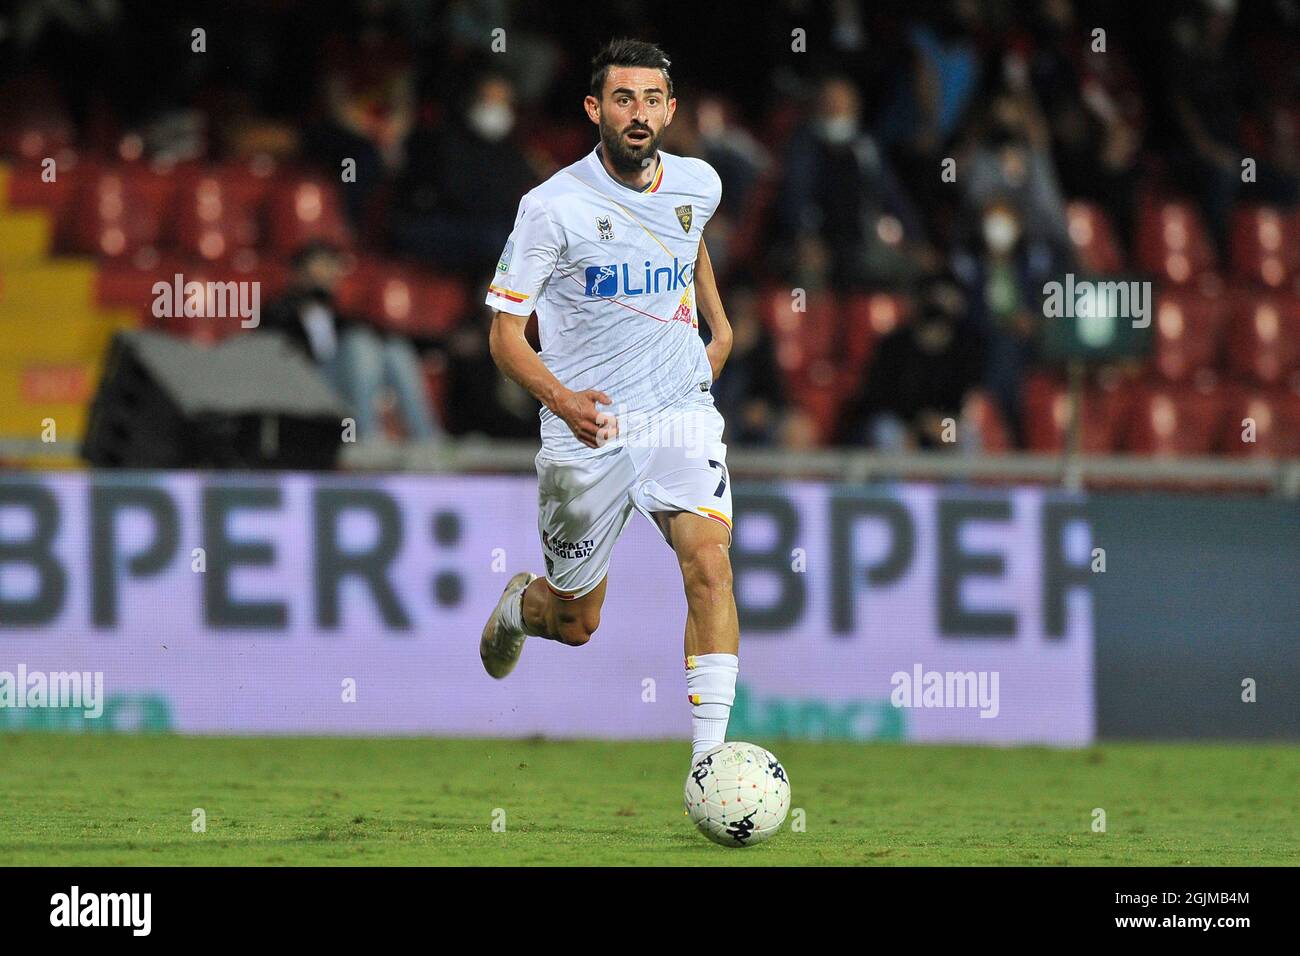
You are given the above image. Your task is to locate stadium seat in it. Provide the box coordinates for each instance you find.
[1230,205,1298,288]
[361,263,470,338]
[963,390,1014,453]
[2,158,79,220]
[1150,288,1227,383]
[173,165,274,262]
[842,292,911,375]
[265,174,352,256]
[1135,199,1216,285]
[1122,382,1225,455]
[1066,201,1125,273]
[96,251,191,311]
[60,165,177,258]
[1220,387,1300,457]
[1225,291,1300,387]
[763,287,839,383]
[1023,373,1126,454]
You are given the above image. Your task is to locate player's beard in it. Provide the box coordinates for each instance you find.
[599,117,663,175]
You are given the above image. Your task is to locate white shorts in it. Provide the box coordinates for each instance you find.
[535,404,733,600]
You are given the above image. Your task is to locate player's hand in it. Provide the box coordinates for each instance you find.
[557,388,618,449]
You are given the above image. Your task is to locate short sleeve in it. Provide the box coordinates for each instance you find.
[485,195,562,316]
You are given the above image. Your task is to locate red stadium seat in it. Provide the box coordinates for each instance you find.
[1122,382,1226,455]
[763,287,839,383]
[1135,199,1216,285]
[145,262,258,344]
[1023,373,1126,454]
[1066,201,1125,273]
[422,350,451,426]
[60,165,177,258]
[1225,291,1300,387]
[1220,388,1300,457]
[963,390,1013,453]
[361,264,469,337]
[173,165,274,262]
[1230,206,1299,288]
[265,174,352,256]
[842,292,912,377]
[1150,288,1227,383]
[96,251,190,311]
[2,158,80,219]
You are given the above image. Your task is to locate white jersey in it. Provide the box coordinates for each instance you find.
[486,146,723,459]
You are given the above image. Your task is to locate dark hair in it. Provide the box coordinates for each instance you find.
[589,38,673,100]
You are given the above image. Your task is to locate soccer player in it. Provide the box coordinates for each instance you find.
[479,38,738,769]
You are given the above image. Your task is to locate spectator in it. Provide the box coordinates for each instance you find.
[775,76,933,291]
[441,310,539,440]
[953,199,1062,446]
[390,71,536,277]
[662,96,770,279]
[1167,0,1298,256]
[1027,0,1144,247]
[837,270,984,451]
[261,241,443,444]
[708,284,785,446]
[301,0,417,229]
[958,77,1073,263]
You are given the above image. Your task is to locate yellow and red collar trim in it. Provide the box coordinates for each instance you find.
[645,162,664,193]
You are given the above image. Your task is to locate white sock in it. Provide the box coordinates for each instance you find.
[499,579,528,634]
[686,652,739,765]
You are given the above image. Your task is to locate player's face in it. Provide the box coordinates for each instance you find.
[585,66,675,173]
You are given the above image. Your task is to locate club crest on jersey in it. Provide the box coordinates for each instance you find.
[596,215,614,241]
[675,204,693,233]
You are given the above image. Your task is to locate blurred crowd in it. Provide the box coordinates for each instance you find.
[2,0,1299,453]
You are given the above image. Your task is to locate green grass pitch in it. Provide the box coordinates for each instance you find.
[1,736,1296,865]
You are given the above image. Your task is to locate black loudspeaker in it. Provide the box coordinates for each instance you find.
[83,331,350,469]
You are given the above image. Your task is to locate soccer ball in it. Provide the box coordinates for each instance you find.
[684,741,790,847]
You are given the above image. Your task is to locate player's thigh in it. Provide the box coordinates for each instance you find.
[536,449,636,602]
[634,411,733,547]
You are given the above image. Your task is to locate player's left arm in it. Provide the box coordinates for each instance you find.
[695,237,732,382]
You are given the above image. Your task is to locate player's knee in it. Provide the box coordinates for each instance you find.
[680,544,733,606]
[555,608,599,647]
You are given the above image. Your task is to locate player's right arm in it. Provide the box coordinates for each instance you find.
[488,311,614,449]
[484,194,618,449]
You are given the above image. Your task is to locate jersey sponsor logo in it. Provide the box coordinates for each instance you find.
[596,215,614,241]
[675,204,693,233]
[583,258,694,298]
[496,240,513,273]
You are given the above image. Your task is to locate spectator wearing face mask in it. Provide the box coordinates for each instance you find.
[390,72,537,276]
[958,79,1074,265]
[952,198,1061,447]
[774,76,935,291]
[836,270,984,451]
